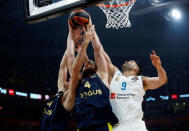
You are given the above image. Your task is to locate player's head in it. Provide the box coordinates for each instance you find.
[121,60,142,76]
[82,59,97,78]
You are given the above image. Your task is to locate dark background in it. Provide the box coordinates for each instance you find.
[0,0,189,130]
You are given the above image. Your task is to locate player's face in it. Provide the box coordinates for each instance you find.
[82,60,97,77]
[83,60,96,71]
[122,60,139,74]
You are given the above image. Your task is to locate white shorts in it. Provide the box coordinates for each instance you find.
[113,118,147,131]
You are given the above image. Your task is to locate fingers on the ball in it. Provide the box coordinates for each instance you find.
[78,34,83,39]
[84,27,87,33]
[91,26,95,33]
[68,19,70,26]
[86,25,90,31]
[76,27,84,33]
[91,25,95,31]
[89,16,92,25]
[80,27,84,33]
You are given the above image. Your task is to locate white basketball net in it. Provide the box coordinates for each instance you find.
[97,0,136,29]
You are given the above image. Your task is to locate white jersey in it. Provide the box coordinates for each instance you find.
[110,70,147,131]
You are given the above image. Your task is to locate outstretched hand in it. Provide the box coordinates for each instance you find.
[150,50,162,69]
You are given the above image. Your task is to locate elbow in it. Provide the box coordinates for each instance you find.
[164,74,168,84]
[66,50,74,58]
[161,77,168,85]
[164,77,168,84]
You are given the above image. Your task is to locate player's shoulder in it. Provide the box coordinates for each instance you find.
[141,76,149,82]
[113,68,122,76]
[112,64,119,71]
[107,62,117,73]
[110,69,122,82]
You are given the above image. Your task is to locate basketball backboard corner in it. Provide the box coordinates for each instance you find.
[24,0,105,24]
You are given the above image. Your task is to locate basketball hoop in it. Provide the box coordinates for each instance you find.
[97,0,136,29]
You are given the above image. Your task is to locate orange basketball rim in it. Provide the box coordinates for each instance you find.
[97,0,136,8]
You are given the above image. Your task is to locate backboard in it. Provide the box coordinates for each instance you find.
[24,0,105,23]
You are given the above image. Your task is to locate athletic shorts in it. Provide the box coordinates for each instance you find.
[113,118,147,131]
[77,122,113,131]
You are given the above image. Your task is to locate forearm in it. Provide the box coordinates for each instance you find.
[91,30,102,52]
[84,52,89,62]
[72,40,89,73]
[60,52,68,69]
[63,93,75,111]
[91,30,108,73]
[66,32,75,75]
[156,65,168,84]
[57,53,68,89]
[67,32,75,55]
[91,30,111,64]
[65,42,89,110]
[91,31,104,64]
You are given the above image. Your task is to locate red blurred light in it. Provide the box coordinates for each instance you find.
[172,94,178,99]
[0,106,3,110]
[9,89,14,96]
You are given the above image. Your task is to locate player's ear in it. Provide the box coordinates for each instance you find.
[133,68,138,74]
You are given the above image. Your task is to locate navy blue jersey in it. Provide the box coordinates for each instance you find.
[40,91,70,131]
[75,74,118,129]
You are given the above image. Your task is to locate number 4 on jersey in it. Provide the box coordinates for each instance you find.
[84,81,91,89]
[121,82,126,90]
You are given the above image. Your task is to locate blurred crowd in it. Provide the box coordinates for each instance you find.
[0,54,189,94]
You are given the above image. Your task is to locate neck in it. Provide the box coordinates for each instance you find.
[82,72,95,78]
[82,69,96,78]
[122,71,136,77]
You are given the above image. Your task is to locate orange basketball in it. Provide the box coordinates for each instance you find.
[69,9,89,28]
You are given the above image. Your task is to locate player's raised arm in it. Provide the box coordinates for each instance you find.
[143,50,168,91]
[58,23,83,91]
[63,26,92,111]
[89,25,109,87]
[66,22,84,75]
[89,18,117,84]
